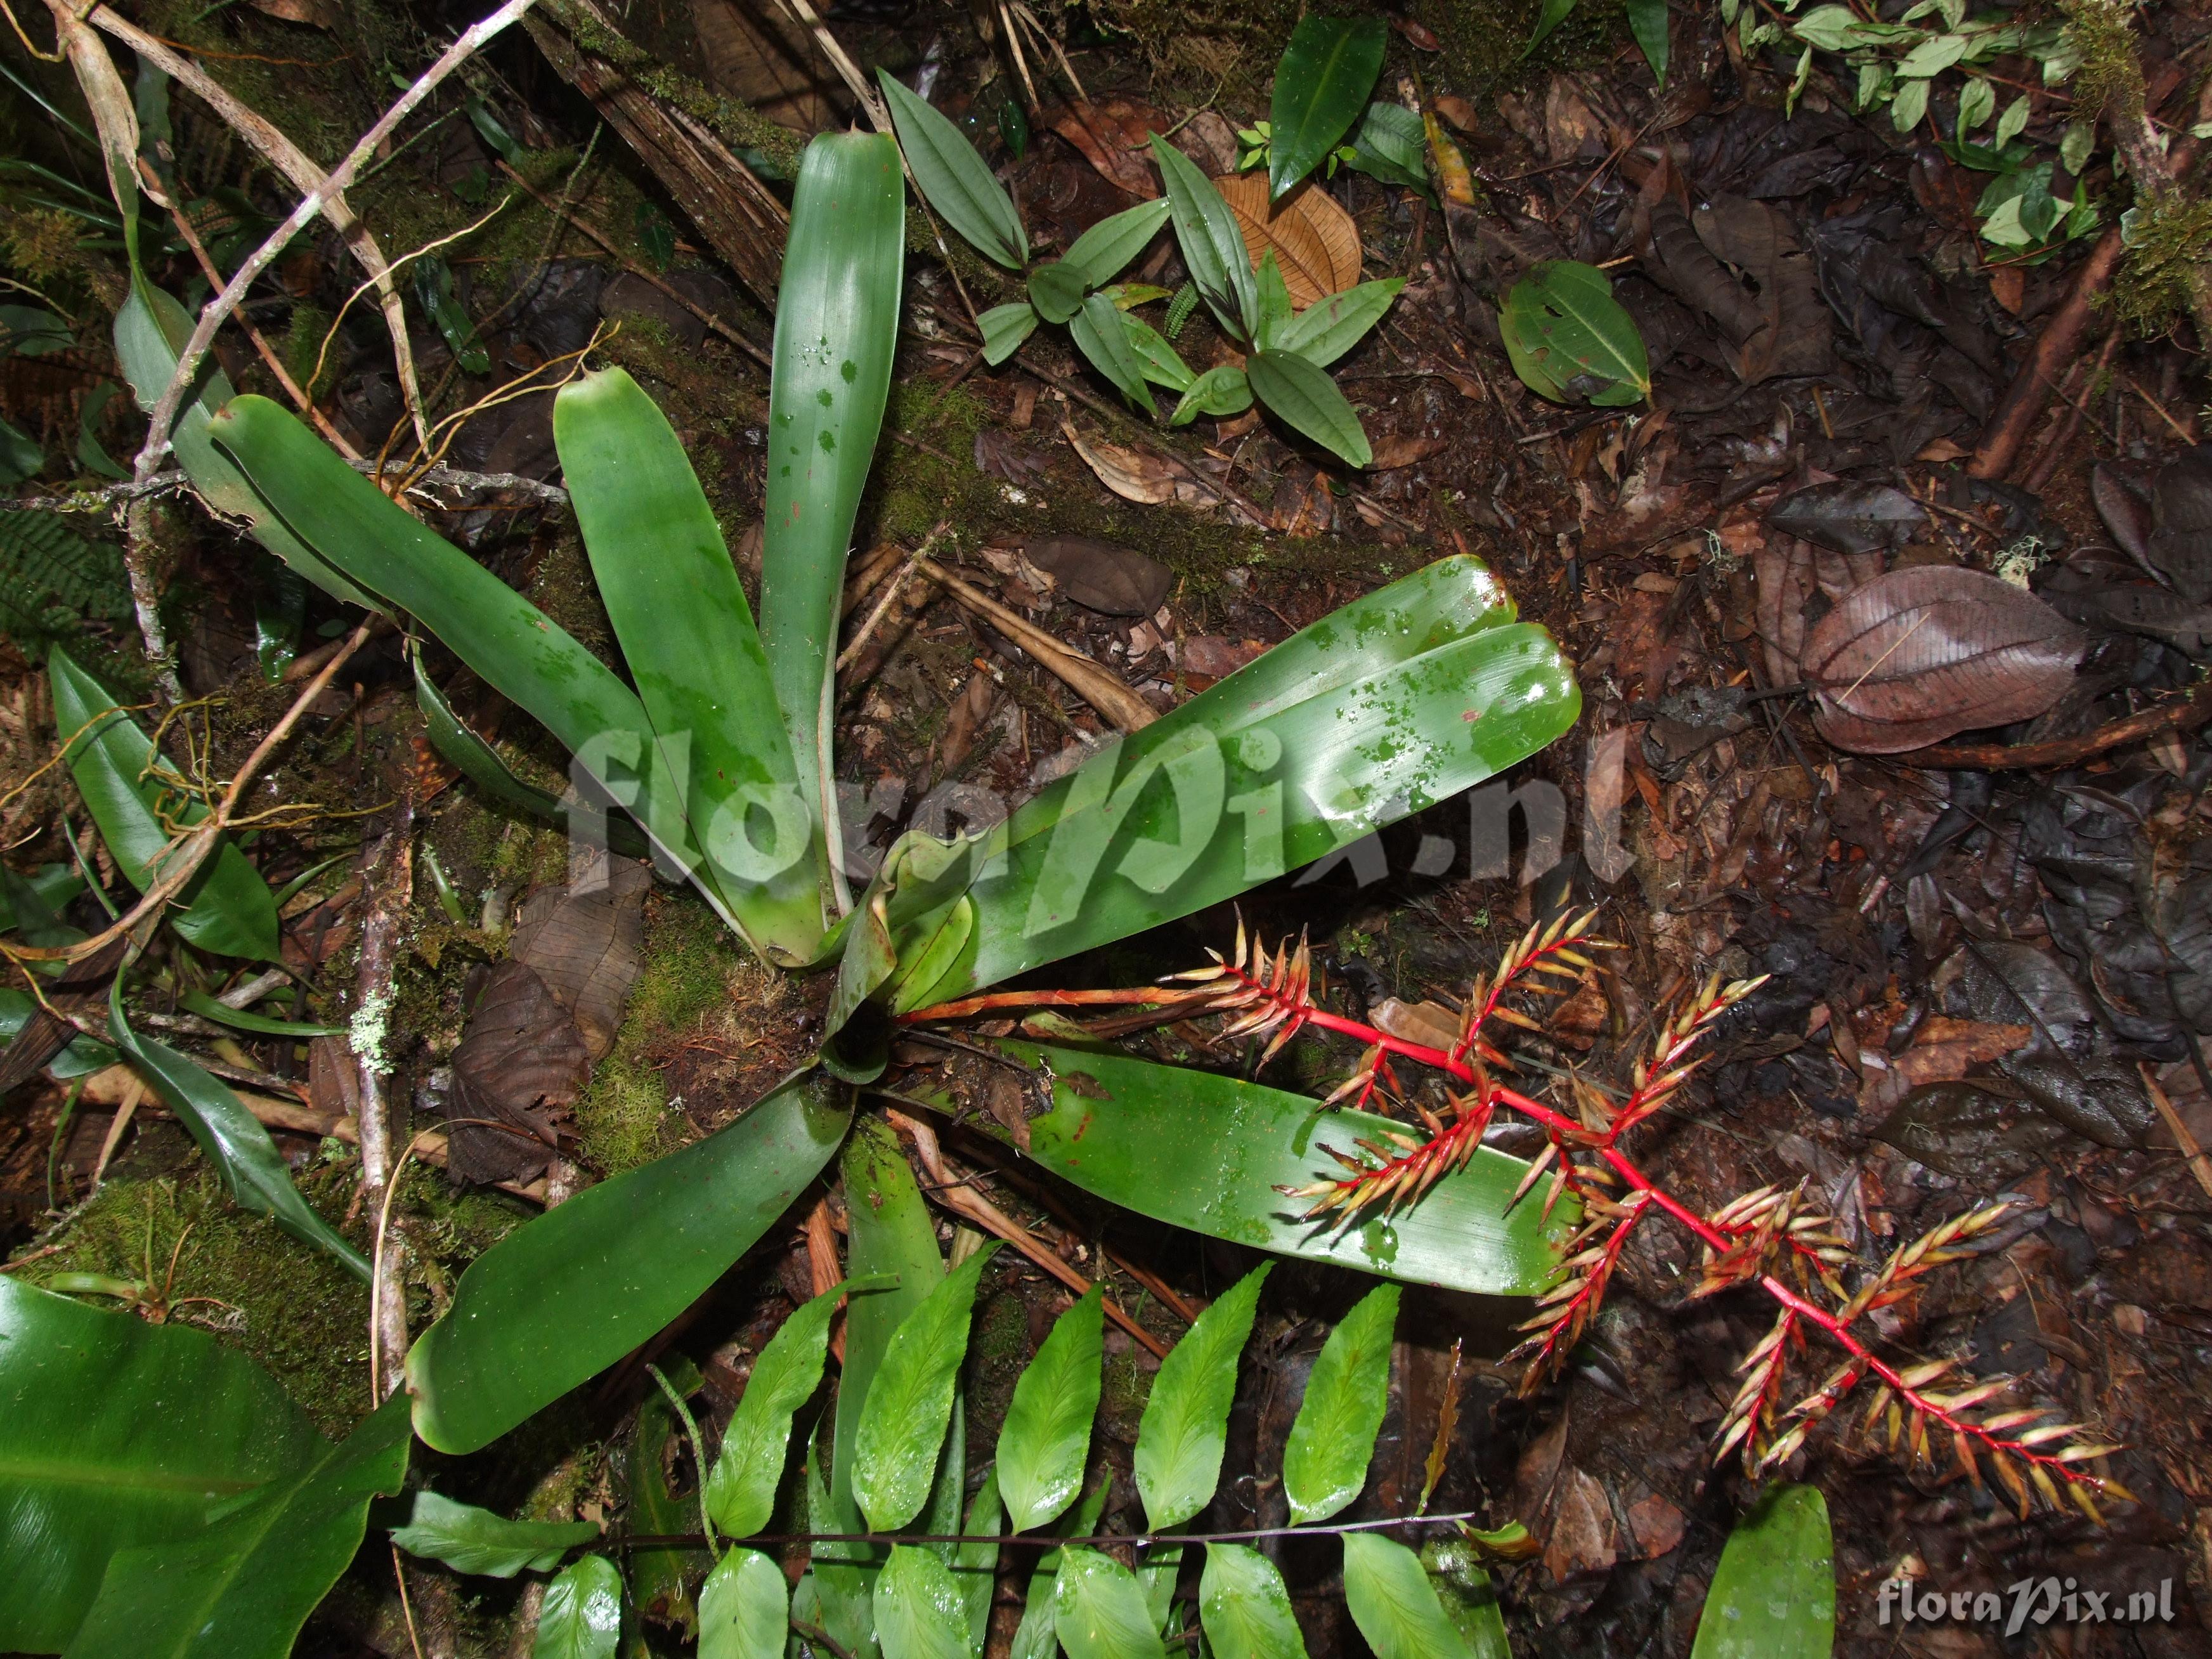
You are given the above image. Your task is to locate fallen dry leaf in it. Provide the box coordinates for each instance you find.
[1213,174,1360,306]
[1048,98,1162,198]
[1367,431,1448,471]
[1858,1016,2033,1116]
[508,858,652,1061]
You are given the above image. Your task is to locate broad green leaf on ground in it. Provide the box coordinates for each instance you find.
[979,301,1040,365]
[1254,252,1293,349]
[757,133,905,911]
[956,1469,1002,1650]
[879,70,1025,269]
[1341,1533,1474,1659]
[1170,365,1253,424]
[535,1554,623,1659]
[1200,1544,1309,1659]
[1625,0,1670,83]
[874,1544,971,1659]
[1344,103,1434,201]
[1283,1284,1398,1525]
[388,1490,597,1577]
[1053,1548,1167,1659]
[108,986,368,1281]
[1691,1485,1835,1659]
[1523,0,1581,55]
[699,1547,788,1659]
[1268,15,1388,200]
[1118,313,1195,391]
[407,1071,851,1454]
[1065,198,1173,285]
[1029,261,1088,325]
[1276,278,1405,367]
[1009,1480,1110,1659]
[1148,136,1258,339]
[1070,293,1157,415]
[1134,1263,1271,1530]
[62,1394,410,1659]
[1247,348,1372,466]
[1500,261,1650,407]
[853,1242,1001,1531]
[998,1285,1105,1532]
[0,1280,322,1652]
[49,646,280,961]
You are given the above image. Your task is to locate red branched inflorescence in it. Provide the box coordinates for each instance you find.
[909,908,2133,1521]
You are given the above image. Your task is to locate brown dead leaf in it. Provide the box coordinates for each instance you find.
[937,671,997,774]
[1063,423,1252,523]
[1433,93,1480,132]
[1859,1017,2033,1116]
[246,0,342,27]
[508,857,651,1060]
[1048,99,1162,198]
[1213,174,1360,306]
[1625,1491,1686,1559]
[1367,431,1448,471]
[1544,1467,1620,1580]
[1372,998,1462,1051]
[448,961,591,1185]
[691,0,839,132]
[1022,537,1173,616]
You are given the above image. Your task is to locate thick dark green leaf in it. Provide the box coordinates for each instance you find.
[757,133,905,909]
[706,1277,879,1539]
[879,70,1025,270]
[628,1362,709,1627]
[1119,313,1195,391]
[63,1394,410,1659]
[1499,261,1650,408]
[997,1043,1572,1296]
[406,1071,851,1454]
[1200,1544,1308,1659]
[176,991,342,1039]
[1342,1533,1474,1659]
[852,1243,1000,1532]
[1247,348,1372,467]
[1064,198,1172,286]
[1691,1486,1835,1659]
[874,1544,970,1659]
[979,302,1039,365]
[699,1547,787,1659]
[1070,294,1157,416]
[412,255,488,376]
[998,1285,1105,1532]
[1343,103,1434,201]
[0,1279,323,1652]
[554,367,824,963]
[1169,365,1252,426]
[1523,0,1581,55]
[1053,1548,1166,1659]
[1254,252,1293,349]
[535,1554,623,1659]
[108,985,369,1281]
[1421,1539,1511,1659]
[1134,1263,1270,1530]
[1148,136,1257,341]
[1268,15,1388,200]
[1029,261,1088,325]
[388,1490,598,1577]
[956,1468,1001,1651]
[1275,279,1405,368]
[49,646,280,961]
[1282,1284,1397,1525]
[1625,0,1670,84]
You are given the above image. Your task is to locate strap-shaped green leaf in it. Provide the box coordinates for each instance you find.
[1200,1544,1310,1659]
[1275,278,1405,367]
[1052,1548,1166,1659]
[979,301,1040,365]
[1148,136,1257,341]
[956,1469,1003,1650]
[699,1547,788,1659]
[1134,1263,1270,1530]
[49,646,280,962]
[176,992,342,1039]
[536,1554,623,1659]
[555,367,824,963]
[108,983,368,1281]
[1499,261,1650,408]
[1169,365,1252,426]
[1247,348,1372,466]
[852,1242,1000,1531]
[1341,1533,1475,1659]
[1267,14,1388,200]
[1282,1284,1397,1525]
[388,1491,598,1577]
[873,1544,972,1659]
[1064,198,1172,286]
[879,70,1026,269]
[1029,260,1088,325]
[1069,294,1157,417]
[1119,313,1195,391]
[998,1285,1105,1533]
[1254,252,1292,350]
[1691,1485,1834,1658]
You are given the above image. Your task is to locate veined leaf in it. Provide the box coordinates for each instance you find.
[1344,103,1434,202]
[1625,0,1670,83]
[108,984,368,1281]
[757,133,905,913]
[956,1469,1002,1650]
[1200,1544,1309,1659]
[1118,313,1195,391]
[49,646,280,961]
[176,991,342,1039]
[1282,1284,1397,1525]
[1148,136,1257,341]
[852,1243,1000,1532]
[389,1490,599,1577]
[1135,1263,1270,1530]
[1275,278,1405,367]
[979,301,1040,366]
[874,1544,971,1659]
[0,1280,323,1653]
[1268,14,1388,200]
[998,1285,1105,1532]
[1052,1548,1166,1659]
[699,1547,788,1659]
[1009,1479,1110,1659]
[1169,365,1252,426]
[406,1071,851,1454]
[63,1393,411,1659]
[1691,1486,1834,1658]
[1499,261,1650,407]
[536,1555,622,1659]
[412,255,488,376]
[1070,294,1157,416]
[1029,261,1088,325]
[879,71,1025,269]
[1254,252,1293,349]
[1421,1540,1511,1658]
[1065,198,1173,286]
[1247,348,1372,466]
[1341,1533,1475,1659]
[1523,0,1581,55]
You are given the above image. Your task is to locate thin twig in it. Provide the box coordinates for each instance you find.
[626,1509,1492,1551]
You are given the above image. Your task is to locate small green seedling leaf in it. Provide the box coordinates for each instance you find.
[978,301,1040,366]
[1625,0,1670,83]
[1282,1283,1397,1525]
[1070,293,1158,416]
[1169,365,1253,426]
[1499,261,1651,407]
[1029,261,1088,325]
[1119,313,1197,392]
[1343,103,1433,201]
[1690,1485,1835,1659]
[1065,198,1173,287]
[1275,277,1405,367]
[1247,348,1374,466]
[1148,136,1257,341]
[998,1285,1105,1532]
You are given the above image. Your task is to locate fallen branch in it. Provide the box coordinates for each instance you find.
[1893,677,2212,771]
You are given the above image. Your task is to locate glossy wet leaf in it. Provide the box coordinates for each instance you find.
[707,1277,878,1539]
[108,985,368,1281]
[1247,348,1371,466]
[49,646,280,961]
[407,1071,851,1454]
[1200,1544,1309,1659]
[1009,1480,1110,1659]
[1135,1263,1270,1529]
[998,1285,1105,1532]
[1065,198,1173,286]
[1268,15,1388,200]
[853,1242,1000,1532]
[1342,1533,1474,1659]
[1169,365,1253,425]
[956,1469,1002,1649]
[1029,261,1088,325]
[699,1547,788,1659]
[880,70,1025,269]
[979,301,1039,365]
[63,1394,410,1659]
[1276,278,1405,368]
[1070,292,1157,415]
[388,1490,598,1577]
[1500,261,1650,407]
[874,1544,970,1659]
[1691,1485,1835,1658]
[535,1554,622,1659]
[1421,1539,1512,1658]
[1148,136,1257,340]
[1052,1547,1166,1659]
[0,1279,323,1651]
[1283,1283,1397,1524]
